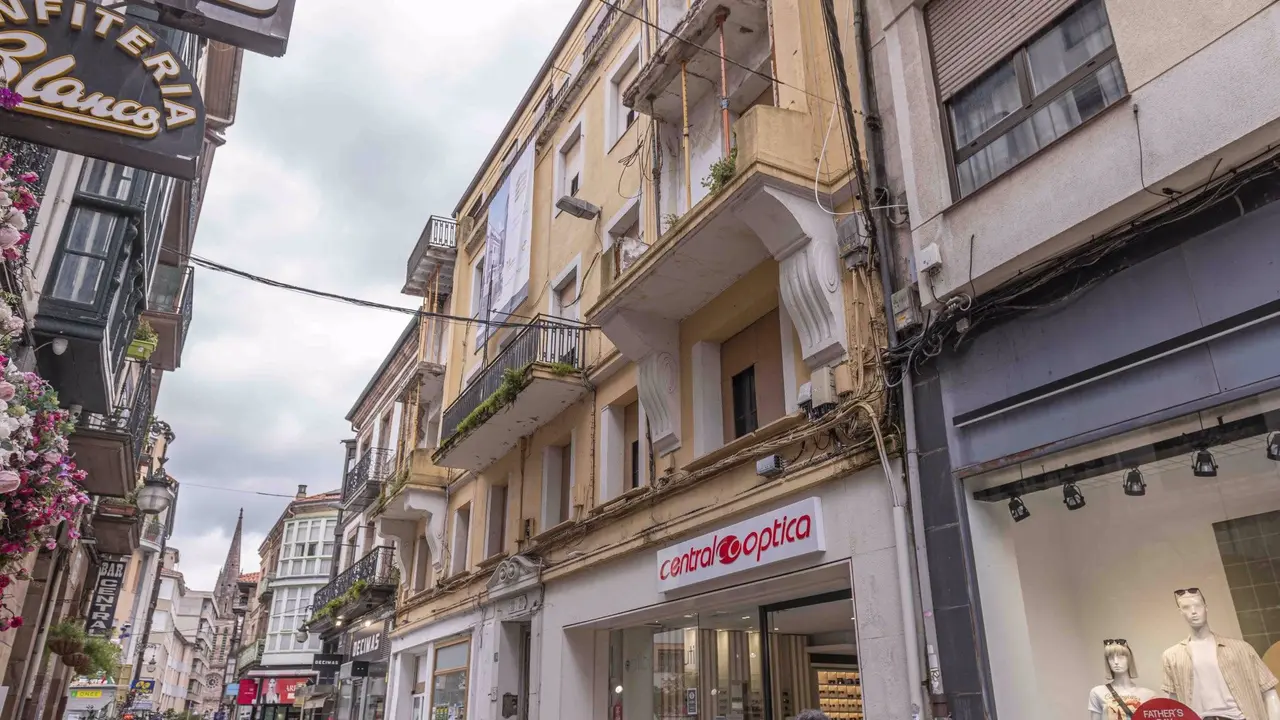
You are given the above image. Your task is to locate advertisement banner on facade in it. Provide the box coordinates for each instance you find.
[258,677,309,705]
[0,0,207,179]
[137,0,296,57]
[130,679,155,695]
[236,679,258,705]
[656,497,826,593]
[86,556,128,636]
[481,143,535,341]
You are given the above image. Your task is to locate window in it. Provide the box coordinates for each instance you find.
[485,484,508,558]
[569,173,580,197]
[731,366,758,438]
[946,0,1123,196]
[413,534,432,593]
[278,518,335,577]
[469,254,486,354]
[606,40,642,148]
[549,263,579,323]
[429,639,470,720]
[625,400,641,490]
[49,207,121,304]
[378,407,394,451]
[266,586,317,653]
[556,120,585,207]
[450,504,471,575]
[79,160,136,201]
[542,440,573,530]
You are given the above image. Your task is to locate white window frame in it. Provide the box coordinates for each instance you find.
[553,114,586,217]
[604,36,643,152]
[541,434,575,530]
[469,253,486,353]
[548,254,582,322]
[450,504,471,575]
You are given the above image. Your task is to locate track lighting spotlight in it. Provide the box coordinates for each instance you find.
[1268,433,1280,462]
[1192,448,1218,478]
[1009,495,1030,523]
[1063,481,1086,510]
[1123,468,1146,497]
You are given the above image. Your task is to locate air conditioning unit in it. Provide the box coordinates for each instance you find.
[556,195,601,220]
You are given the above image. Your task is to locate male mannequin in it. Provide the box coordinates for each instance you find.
[1161,589,1280,720]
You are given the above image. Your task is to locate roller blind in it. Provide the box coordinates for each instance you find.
[927,0,1077,100]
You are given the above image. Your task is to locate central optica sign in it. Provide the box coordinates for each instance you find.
[656,496,826,592]
[0,0,206,179]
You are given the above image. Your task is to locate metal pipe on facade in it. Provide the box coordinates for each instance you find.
[680,61,692,211]
[12,546,68,720]
[716,9,732,157]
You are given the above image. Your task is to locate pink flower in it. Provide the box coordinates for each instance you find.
[0,226,19,249]
[0,470,19,494]
[0,381,17,401]
[0,155,13,171]
[17,173,37,184]
[9,616,22,628]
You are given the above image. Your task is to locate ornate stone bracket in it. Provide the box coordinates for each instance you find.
[374,488,448,576]
[735,185,848,369]
[600,308,682,456]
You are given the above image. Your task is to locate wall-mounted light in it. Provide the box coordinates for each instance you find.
[1062,482,1086,511]
[1192,448,1218,478]
[1123,468,1146,497]
[1267,433,1280,462]
[1008,495,1030,522]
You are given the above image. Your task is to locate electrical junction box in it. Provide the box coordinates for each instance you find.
[917,241,943,276]
[892,287,922,332]
[810,366,838,410]
[756,454,785,479]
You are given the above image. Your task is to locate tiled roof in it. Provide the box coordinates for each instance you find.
[238,572,260,583]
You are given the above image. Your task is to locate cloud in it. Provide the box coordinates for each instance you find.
[160,0,583,589]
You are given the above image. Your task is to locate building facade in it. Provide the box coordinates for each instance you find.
[864,1,1280,720]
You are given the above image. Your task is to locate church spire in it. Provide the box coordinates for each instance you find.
[213,509,243,617]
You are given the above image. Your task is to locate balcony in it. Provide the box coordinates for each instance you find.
[343,447,395,511]
[143,265,194,372]
[403,216,458,296]
[71,369,153,497]
[91,500,141,555]
[235,639,263,674]
[434,317,589,472]
[140,518,166,552]
[310,546,397,627]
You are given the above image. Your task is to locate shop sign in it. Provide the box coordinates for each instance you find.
[1135,699,1200,720]
[311,653,342,685]
[0,0,206,179]
[86,555,128,635]
[258,677,308,705]
[130,679,155,695]
[236,679,258,705]
[137,0,295,57]
[70,689,103,699]
[351,621,387,661]
[656,497,825,593]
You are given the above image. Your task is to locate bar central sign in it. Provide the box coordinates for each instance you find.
[86,555,128,636]
[0,0,206,178]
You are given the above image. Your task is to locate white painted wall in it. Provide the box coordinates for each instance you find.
[968,448,1280,720]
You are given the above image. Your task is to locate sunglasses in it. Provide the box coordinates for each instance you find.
[1103,639,1128,647]
[1174,588,1202,598]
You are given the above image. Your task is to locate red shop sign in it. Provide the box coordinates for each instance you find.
[259,677,309,704]
[1135,698,1201,720]
[236,679,258,705]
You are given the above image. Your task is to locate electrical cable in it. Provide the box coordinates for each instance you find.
[172,481,300,499]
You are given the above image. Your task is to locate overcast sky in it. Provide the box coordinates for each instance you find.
[156,0,581,590]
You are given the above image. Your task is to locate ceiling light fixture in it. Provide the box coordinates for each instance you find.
[1192,448,1218,478]
[1268,433,1280,462]
[1123,468,1146,497]
[1062,481,1086,511]
[1008,495,1030,522]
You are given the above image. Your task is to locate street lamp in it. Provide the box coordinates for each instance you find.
[136,469,175,515]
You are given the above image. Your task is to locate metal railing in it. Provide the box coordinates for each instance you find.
[342,447,395,507]
[79,368,153,463]
[441,316,587,440]
[180,267,195,341]
[313,546,397,610]
[405,216,457,278]
[0,136,56,198]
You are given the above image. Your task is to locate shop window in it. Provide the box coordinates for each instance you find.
[430,639,470,720]
[486,483,508,558]
[946,0,1123,196]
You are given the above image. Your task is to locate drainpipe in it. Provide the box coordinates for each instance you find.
[680,61,692,211]
[716,8,732,157]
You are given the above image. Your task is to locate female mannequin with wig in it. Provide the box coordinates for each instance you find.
[1090,640,1158,720]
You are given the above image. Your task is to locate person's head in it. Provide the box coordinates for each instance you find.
[1103,640,1137,679]
[797,711,830,720]
[1175,588,1209,629]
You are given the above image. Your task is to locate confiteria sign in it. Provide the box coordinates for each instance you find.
[0,0,206,178]
[656,496,825,592]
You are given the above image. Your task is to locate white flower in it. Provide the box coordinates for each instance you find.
[0,193,11,209]
[0,225,19,249]
[0,303,11,323]
[2,316,21,334]
[5,210,26,231]
[0,417,18,440]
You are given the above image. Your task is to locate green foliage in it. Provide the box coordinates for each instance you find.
[452,366,529,439]
[661,213,681,232]
[546,361,578,377]
[134,319,158,343]
[701,146,738,194]
[312,579,370,621]
[46,619,86,645]
[82,636,121,676]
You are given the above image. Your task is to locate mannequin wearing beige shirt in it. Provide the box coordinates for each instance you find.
[1161,590,1280,720]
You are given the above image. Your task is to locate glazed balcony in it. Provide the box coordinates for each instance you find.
[403,215,458,296]
[71,369,153,497]
[143,265,194,372]
[140,518,166,552]
[310,546,397,628]
[342,447,395,511]
[434,317,589,472]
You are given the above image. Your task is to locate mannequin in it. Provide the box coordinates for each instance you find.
[1161,589,1280,720]
[1090,641,1157,720]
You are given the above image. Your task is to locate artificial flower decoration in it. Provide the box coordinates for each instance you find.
[0,297,88,630]
[0,156,38,264]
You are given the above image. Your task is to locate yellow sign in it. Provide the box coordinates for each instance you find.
[71,690,103,699]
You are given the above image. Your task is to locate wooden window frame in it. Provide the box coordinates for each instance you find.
[428,637,473,720]
[943,1,1124,199]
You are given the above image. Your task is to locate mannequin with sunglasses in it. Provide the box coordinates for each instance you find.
[1090,640,1157,720]
[1161,588,1280,720]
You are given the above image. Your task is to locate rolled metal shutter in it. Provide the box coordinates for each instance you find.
[927,0,1077,100]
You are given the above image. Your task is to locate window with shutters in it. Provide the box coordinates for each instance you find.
[935,0,1125,197]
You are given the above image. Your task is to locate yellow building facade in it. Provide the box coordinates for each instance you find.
[373,3,921,720]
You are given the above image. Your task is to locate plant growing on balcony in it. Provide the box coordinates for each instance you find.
[0,348,89,632]
[312,579,369,621]
[128,320,160,361]
[452,367,529,441]
[46,618,87,655]
[701,146,738,194]
[0,153,41,266]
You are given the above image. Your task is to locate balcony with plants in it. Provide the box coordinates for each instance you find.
[91,496,142,555]
[142,264,194,372]
[140,517,166,552]
[306,546,397,633]
[433,315,589,472]
[70,364,153,497]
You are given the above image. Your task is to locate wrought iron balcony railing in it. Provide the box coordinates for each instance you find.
[79,367,153,464]
[313,545,397,611]
[441,316,587,440]
[236,639,263,671]
[342,447,395,510]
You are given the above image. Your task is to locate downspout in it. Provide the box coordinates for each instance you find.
[680,62,692,211]
[715,8,732,157]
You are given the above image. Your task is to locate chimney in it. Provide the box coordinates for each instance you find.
[296,484,308,499]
